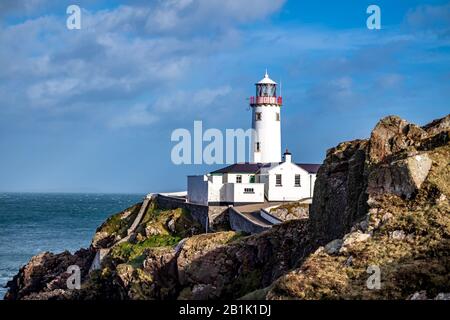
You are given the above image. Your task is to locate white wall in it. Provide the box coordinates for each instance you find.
[224,183,264,203]
[309,174,317,198]
[207,175,223,204]
[188,174,265,205]
[251,105,281,163]
[263,162,314,201]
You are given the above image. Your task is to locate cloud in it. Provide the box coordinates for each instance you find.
[109,103,158,128]
[0,0,448,129]
[1,1,450,193]
[0,0,48,17]
[0,0,282,123]
[405,3,450,39]
[303,76,363,113]
[80,0,285,37]
[155,85,232,112]
[406,3,450,28]
[376,73,403,89]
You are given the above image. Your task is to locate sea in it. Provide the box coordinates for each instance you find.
[0,192,144,299]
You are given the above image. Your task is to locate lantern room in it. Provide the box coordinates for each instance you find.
[250,70,282,106]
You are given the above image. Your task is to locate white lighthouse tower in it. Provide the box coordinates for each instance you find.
[187,70,321,206]
[250,70,282,163]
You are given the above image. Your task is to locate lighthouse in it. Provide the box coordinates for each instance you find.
[187,69,321,206]
[250,71,283,163]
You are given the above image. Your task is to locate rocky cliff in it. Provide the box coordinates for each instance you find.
[267,115,450,299]
[5,114,449,300]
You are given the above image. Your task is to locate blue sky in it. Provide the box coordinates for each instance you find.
[0,0,449,193]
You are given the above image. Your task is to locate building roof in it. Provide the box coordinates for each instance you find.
[256,70,277,85]
[211,162,321,174]
[296,163,321,174]
[210,163,264,174]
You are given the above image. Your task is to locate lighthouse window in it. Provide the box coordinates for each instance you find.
[262,85,269,97]
[295,175,301,187]
[255,112,262,121]
[276,174,282,186]
[256,142,261,152]
[276,113,280,121]
[268,85,276,97]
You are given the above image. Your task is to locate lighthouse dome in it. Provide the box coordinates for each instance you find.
[256,70,277,85]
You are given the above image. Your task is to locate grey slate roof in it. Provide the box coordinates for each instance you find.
[211,162,321,174]
[296,163,321,174]
[210,163,264,174]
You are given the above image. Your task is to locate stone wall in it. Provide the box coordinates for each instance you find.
[229,207,271,234]
[260,209,282,225]
[155,194,271,234]
[154,194,229,232]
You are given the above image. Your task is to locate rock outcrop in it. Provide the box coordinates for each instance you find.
[309,139,369,245]
[270,202,309,221]
[5,114,449,300]
[5,248,94,300]
[268,114,450,299]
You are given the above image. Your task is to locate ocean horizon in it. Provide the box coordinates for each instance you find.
[0,192,145,299]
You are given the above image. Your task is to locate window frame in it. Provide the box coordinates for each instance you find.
[244,188,255,194]
[295,174,301,187]
[275,174,282,187]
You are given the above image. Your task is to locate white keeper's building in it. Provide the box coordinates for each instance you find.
[187,71,320,206]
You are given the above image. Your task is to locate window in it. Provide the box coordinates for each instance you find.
[244,188,254,194]
[236,175,242,184]
[255,112,262,121]
[295,174,301,187]
[250,175,256,183]
[256,142,261,152]
[276,174,282,186]
[276,113,280,121]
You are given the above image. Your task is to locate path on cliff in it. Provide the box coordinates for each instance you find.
[90,197,152,272]
[245,211,273,227]
[235,202,285,227]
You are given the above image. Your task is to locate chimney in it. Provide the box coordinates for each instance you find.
[283,149,292,163]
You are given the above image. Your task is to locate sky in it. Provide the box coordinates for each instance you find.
[0,0,449,194]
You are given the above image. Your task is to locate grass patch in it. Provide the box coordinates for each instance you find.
[111,235,181,264]
[226,231,249,243]
[99,203,141,236]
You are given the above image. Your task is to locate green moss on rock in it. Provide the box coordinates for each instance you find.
[111,235,181,265]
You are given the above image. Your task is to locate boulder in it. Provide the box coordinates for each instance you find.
[390,230,406,240]
[410,291,428,300]
[435,293,450,300]
[339,231,371,253]
[368,116,427,164]
[5,248,94,300]
[324,239,343,255]
[368,153,432,199]
[422,115,450,136]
